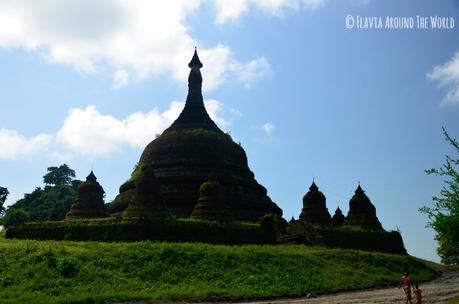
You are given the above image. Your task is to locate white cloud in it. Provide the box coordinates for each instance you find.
[427,52,459,106]
[0,1,270,91]
[200,45,270,90]
[113,69,129,89]
[215,0,249,24]
[238,57,270,88]
[261,123,276,135]
[214,0,326,24]
[56,100,228,157]
[0,129,51,159]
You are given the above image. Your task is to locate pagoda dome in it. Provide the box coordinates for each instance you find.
[344,184,382,230]
[299,181,331,224]
[108,49,282,221]
[331,207,345,226]
[66,171,108,219]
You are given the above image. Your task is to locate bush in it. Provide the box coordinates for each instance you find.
[3,209,28,228]
[56,257,80,278]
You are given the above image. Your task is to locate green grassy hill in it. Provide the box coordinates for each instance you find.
[0,233,440,304]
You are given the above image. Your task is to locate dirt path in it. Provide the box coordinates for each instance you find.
[200,271,459,304]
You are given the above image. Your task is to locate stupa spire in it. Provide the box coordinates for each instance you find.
[355,183,364,195]
[164,48,221,133]
[188,47,203,68]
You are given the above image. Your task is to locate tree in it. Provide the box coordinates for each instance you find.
[43,164,76,187]
[3,208,28,228]
[5,164,81,223]
[0,186,8,216]
[420,127,459,265]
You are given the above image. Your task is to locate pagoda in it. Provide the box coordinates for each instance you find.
[299,181,331,224]
[191,176,233,221]
[344,184,383,230]
[331,207,345,226]
[66,171,108,219]
[108,49,282,221]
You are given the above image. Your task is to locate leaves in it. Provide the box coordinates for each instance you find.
[43,164,76,187]
[420,127,459,265]
[0,186,8,216]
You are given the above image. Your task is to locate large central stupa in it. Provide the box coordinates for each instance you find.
[108,49,282,221]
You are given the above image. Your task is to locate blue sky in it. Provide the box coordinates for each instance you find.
[1,0,458,262]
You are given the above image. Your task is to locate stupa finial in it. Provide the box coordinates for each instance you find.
[188,47,203,69]
[87,171,97,183]
[355,183,364,194]
[309,180,318,192]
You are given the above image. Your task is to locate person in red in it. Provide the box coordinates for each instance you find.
[400,271,413,304]
[413,282,422,304]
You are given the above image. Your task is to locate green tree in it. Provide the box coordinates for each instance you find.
[0,186,8,216]
[43,164,76,187]
[420,127,459,265]
[3,208,28,228]
[5,164,81,223]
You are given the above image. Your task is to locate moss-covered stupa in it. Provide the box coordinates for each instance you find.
[191,176,233,221]
[123,164,170,220]
[344,184,383,230]
[299,181,331,224]
[109,49,282,221]
[65,171,108,219]
[331,207,345,226]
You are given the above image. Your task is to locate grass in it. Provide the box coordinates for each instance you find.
[0,234,440,304]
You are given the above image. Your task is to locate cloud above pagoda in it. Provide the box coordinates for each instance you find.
[427,52,459,106]
[55,100,229,158]
[214,0,326,24]
[0,1,273,91]
[0,129,50,159]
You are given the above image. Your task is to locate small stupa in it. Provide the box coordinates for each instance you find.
[344,184,382,230]
[331,207,345,226]
[109,49,282,221]
[65,171,108,219]
[191,175,233,221]
[299,181,331,224]
[123,165,170,220]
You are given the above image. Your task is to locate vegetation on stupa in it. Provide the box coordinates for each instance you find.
[108,50,283,221]
[420,127,459,265]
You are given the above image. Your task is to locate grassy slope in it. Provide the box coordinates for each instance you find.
[0,233,439,304]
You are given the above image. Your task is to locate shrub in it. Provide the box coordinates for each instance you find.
[56,257,80,278]
[3,208,28,228]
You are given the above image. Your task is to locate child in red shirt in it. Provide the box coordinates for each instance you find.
[413,283,422,304]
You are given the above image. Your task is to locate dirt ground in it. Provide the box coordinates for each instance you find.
[202,271,459,304]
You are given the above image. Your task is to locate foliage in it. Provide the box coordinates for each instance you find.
[420,127,459,265]
[3,209,28,228]
[56,257,80,278]
[43,164,76,187]
[7,186,76,223]
[0,236,439,304]
[4,164,81,224]
[0,186,8,216]
[130,162,141,180]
